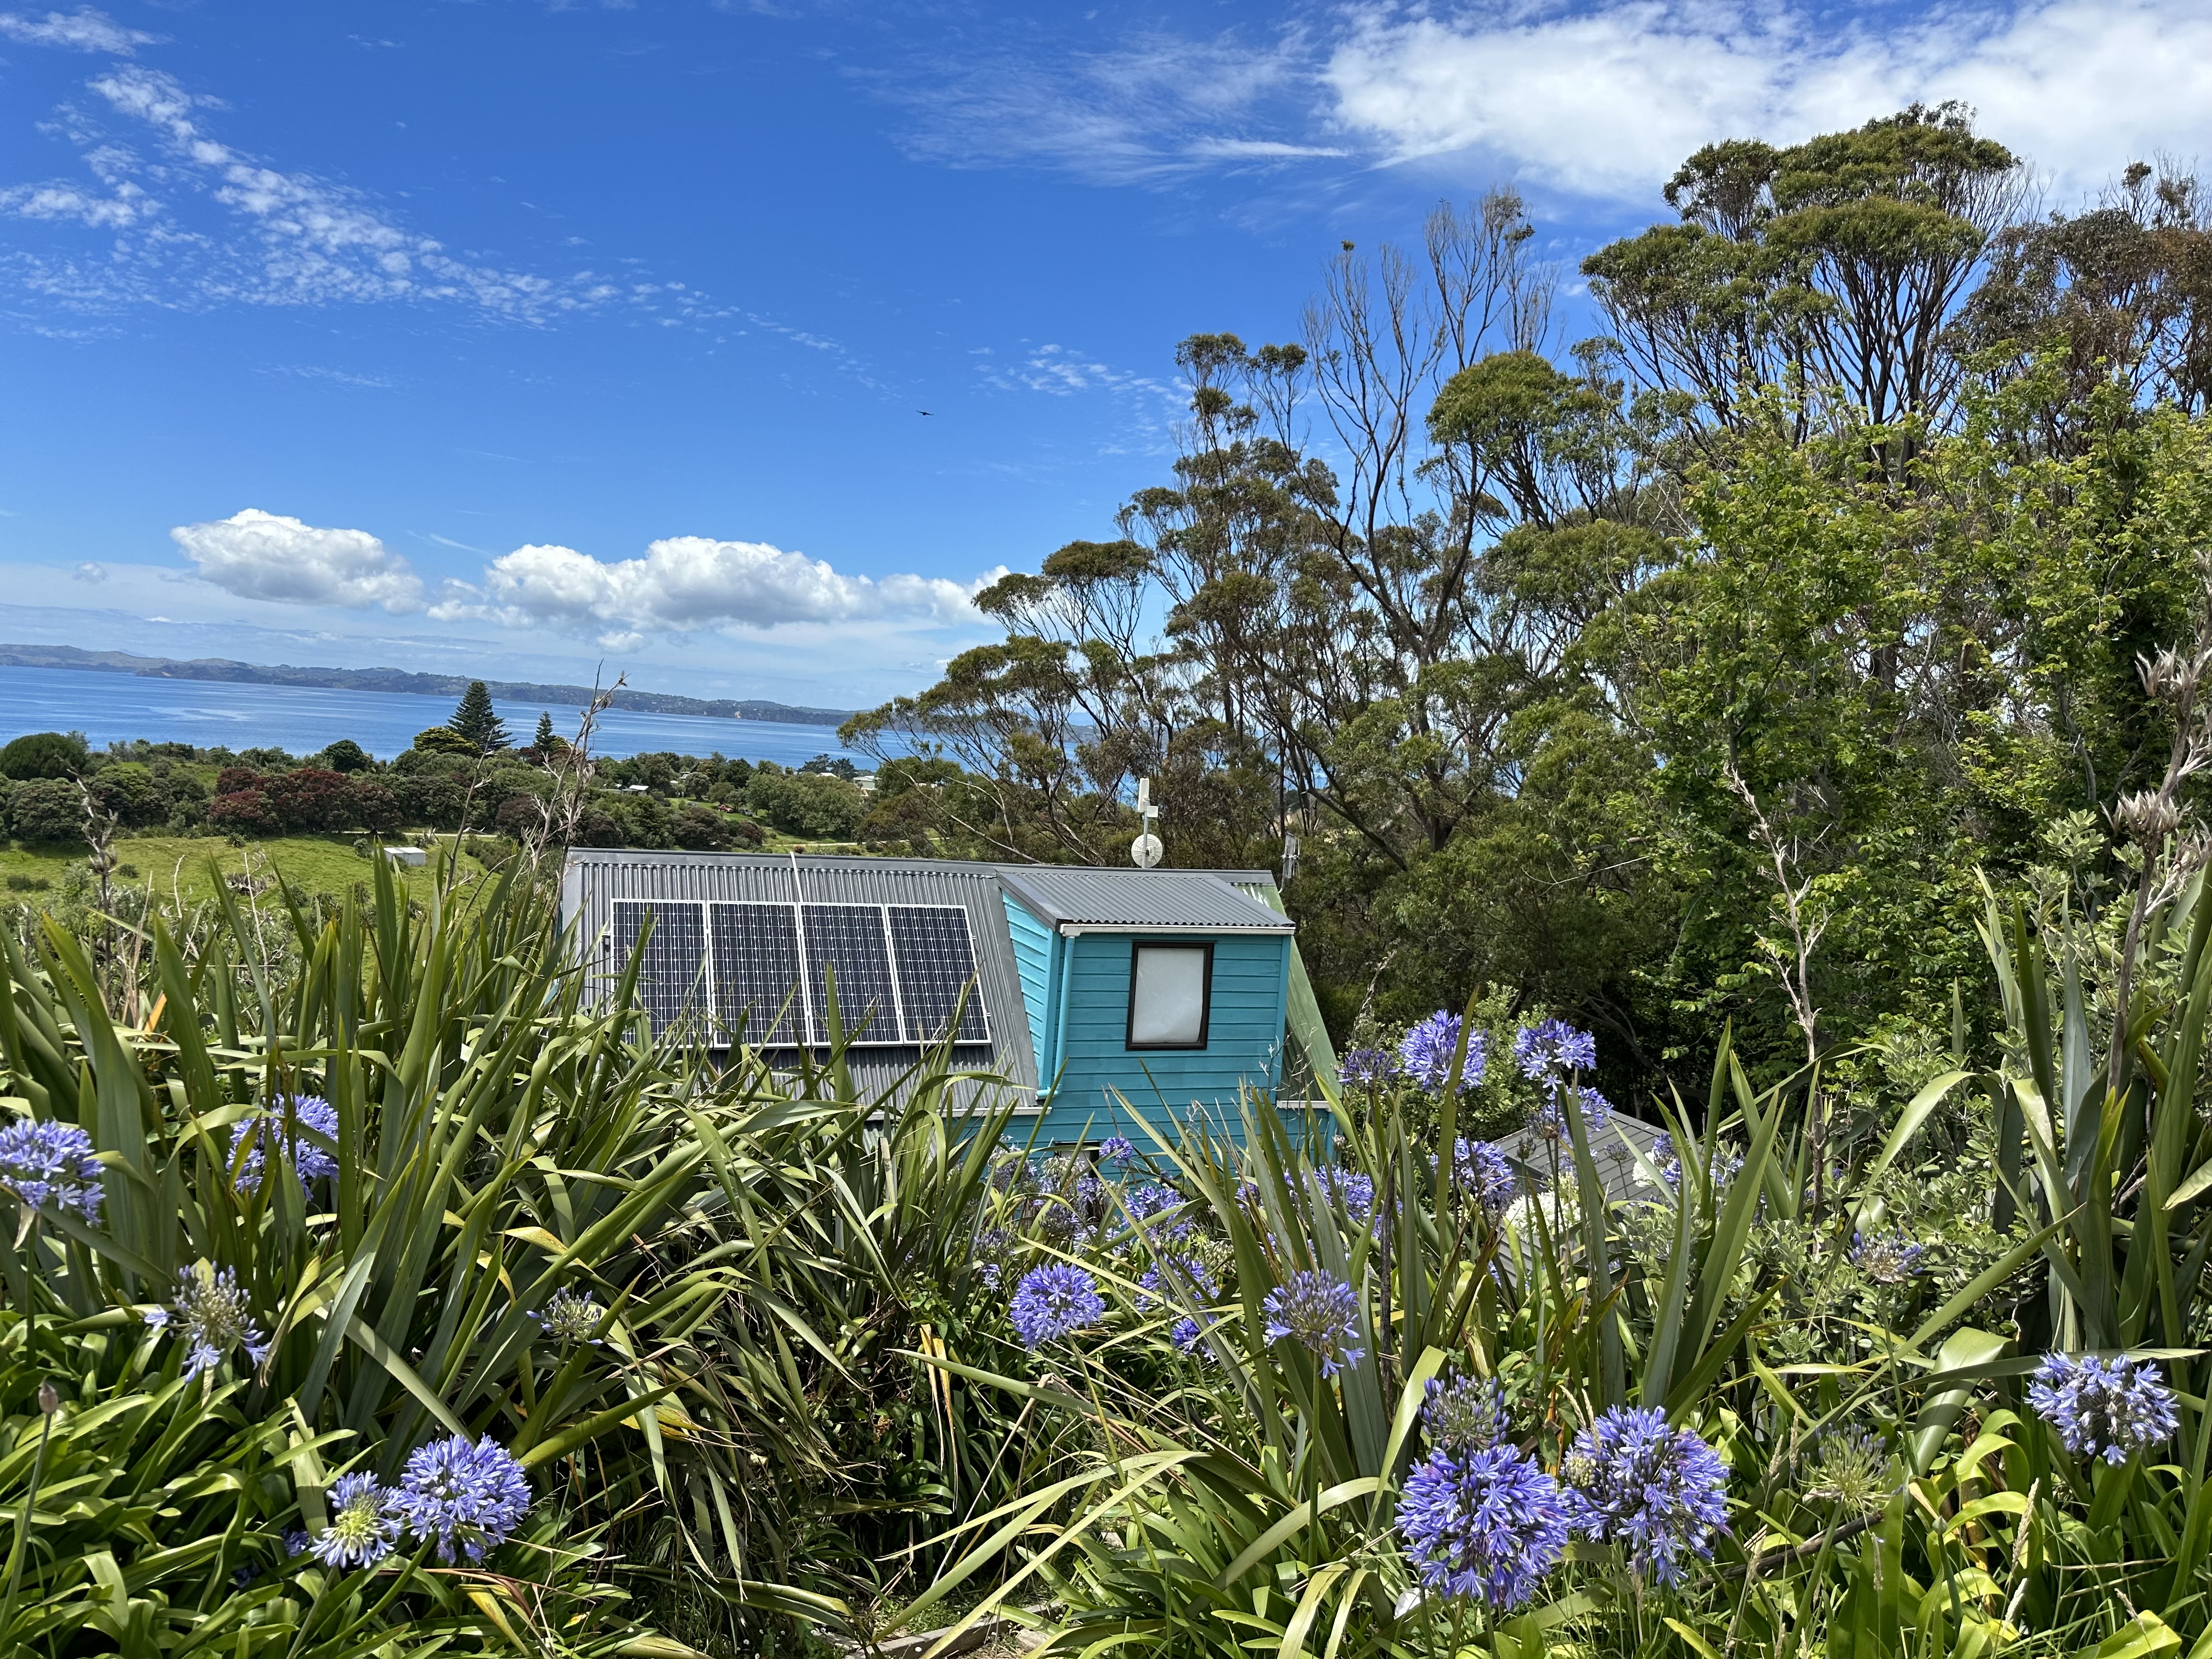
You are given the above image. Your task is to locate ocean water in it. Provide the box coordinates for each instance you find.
[0,664,882,766]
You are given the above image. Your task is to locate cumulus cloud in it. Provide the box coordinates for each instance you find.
[0,7,155,53]
[171,509,426,613]
[1322,0,2212,202]
[431,535,994,648]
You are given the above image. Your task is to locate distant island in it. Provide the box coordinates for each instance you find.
[0,643,855,727]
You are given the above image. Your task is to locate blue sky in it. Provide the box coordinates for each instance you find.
[1,0,2205,708]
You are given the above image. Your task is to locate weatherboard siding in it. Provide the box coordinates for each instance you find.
[1002,893,1056,1084]
[1037,932,1291,1142]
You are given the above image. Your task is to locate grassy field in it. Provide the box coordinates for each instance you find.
[0,833,491,909]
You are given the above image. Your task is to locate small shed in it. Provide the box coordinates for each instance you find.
[559,850,1338,1143]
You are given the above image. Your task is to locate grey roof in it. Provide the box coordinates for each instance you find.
[996,867,1295,934]
[1497,1116,1670,1203]
[559,849,1038,1109]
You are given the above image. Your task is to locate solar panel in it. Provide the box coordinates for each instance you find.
[887,905,989,1044]
[800,904,902,1045]
[708,902,809,1046]
[611,900,708,1037]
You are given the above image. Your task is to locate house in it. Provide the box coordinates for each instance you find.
[558,849,1339,1146]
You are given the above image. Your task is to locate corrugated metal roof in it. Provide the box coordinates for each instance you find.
[560,849,1039,1109]
[997,867,1295,933]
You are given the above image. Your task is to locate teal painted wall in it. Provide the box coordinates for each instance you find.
[1001,894,1056,1084]
[1035,931,1291,1144]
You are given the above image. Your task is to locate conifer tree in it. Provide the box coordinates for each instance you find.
[534,710,557,751]
[448,681,510,754]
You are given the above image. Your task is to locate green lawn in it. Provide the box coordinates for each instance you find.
[0,833,490,910]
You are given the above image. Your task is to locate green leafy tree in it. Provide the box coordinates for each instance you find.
[447,680,510,754]
[0,731,87,781]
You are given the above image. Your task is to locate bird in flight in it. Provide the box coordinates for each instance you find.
[917,409,933,415]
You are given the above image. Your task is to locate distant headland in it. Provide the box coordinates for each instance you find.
[0,643,855,727]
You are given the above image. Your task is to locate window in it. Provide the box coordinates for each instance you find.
[1126,942,1212,1049]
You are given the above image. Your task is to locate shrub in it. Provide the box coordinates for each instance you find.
[348,777,403,836]
[3,872,49,891]
[673,803,732,850]
[394,773,466,831]
[411,725,479,758]
[320,737,373,772]
[6,777,83,843]
[216,765,264,795]
[263,766,354,831]
[0,730,87,780]
[206,787,280,836]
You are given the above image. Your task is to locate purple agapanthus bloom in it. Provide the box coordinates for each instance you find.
[1448,1139,1520,1210]
[1138,1256,1217,1304]
[1513,1020,1598,1092]
[2028,1353,2180,1465]
[311,1472,400,1570]
[1532,1087,1613,1143]
[531,1286,603,1344]
[1169,1315,1206,1352]
[1424,1374,1509,1449]
[1400,1013,1487,1093]
[232,1095,340,1195]
[1262,1269,1364,1377]
[1649,1134,1741,1198]
[1322,1166,1378,1220]
[1849,1231,1926,1285]
[283,1528,312,1558]
[1559,1407,1730,1584]
[1398,1441,1570,1609]
[393,1435,533,1564]
[0,1118,104,1223]
[1009,1262,1105,1347]
[145,1264,272,1379]
[1339,1047,1403,1087]
[1098,1135,1135,1163]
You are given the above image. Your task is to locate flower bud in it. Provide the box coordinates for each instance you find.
[37,1380,60,1417]
[2117,791,2181,844]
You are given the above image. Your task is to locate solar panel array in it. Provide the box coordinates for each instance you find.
[888,904,989,1043]
[610,898,987,1048]
[612,900,709,1037]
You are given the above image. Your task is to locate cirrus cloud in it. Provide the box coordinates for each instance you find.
[430,535,999,650]
[0,7,156,54]
[170,508,426,613]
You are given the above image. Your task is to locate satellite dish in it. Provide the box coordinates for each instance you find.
[1131,832,1164,869]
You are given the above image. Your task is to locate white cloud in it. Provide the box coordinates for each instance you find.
[432,535,996,647]
[885,26,1326,185]
[0,8,155,53]
[1322,0,2212,204]
[170,509,426,612]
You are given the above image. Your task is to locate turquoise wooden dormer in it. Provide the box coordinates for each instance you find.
[997,867,1303,1144]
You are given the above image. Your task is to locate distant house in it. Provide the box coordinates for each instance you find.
[560,849,1338,1145]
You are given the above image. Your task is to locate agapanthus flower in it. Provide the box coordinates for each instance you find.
[1125,1182,1181,1221]
[1447,1139,1520,1210]
[0,1118,104,1223]
[1849,1230,1926,1285]
[1532,1087,1613,1143]
[1559,1406,1730,1584]
[145,1263,272,1379]
[1098,1135,1135,1163]
[1398,1441,1570,1609]
[2027,1353,2180,1465]
[1322,1166,1377,1221]
[393,1435,533,1564]
[283,1528,312,1558]
[1137,1256,1217,1304]
[1424,1374,1509,1449]
[1650,1135,1741,1198]
[1339,1047,1403,1087]
[232,1095,340,1194]
[531,1286,603,1344]
[1262,1269,1364,1377]
[1804,1429,1897,1518]
[1169,1315,1210,1354]
[1009,1263,1105,1347]
[1399,1013,1487,1093]
[312,1472,401,1570]
[1513,1020,1597,1092]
